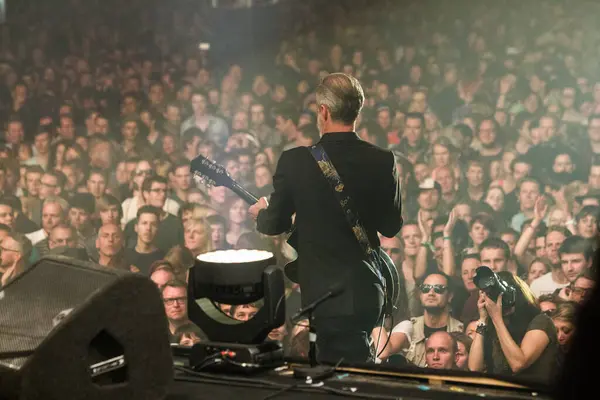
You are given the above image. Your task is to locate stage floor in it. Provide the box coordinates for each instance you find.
[169,364,551,400]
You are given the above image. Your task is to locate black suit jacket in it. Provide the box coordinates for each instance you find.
[257,132,402,318]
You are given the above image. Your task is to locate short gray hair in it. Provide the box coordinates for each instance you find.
[9,232,33,263]
[315,73,364,125]
[43,196,69,215]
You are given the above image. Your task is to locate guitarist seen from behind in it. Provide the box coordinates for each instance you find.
[249,73,402,364]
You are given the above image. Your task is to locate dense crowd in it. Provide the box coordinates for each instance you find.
[0,0,599,384]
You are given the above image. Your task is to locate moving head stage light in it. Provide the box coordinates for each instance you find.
[186,249,286,372]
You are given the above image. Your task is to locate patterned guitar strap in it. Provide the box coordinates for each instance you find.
[308,144,387,297]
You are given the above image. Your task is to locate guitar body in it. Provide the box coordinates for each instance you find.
[284,237,399,315]
[190,154,400,315]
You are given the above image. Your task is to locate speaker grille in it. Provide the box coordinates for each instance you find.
[0,259,119,370]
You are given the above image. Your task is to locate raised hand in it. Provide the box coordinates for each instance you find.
[532,195,548,225]
[499,74,515,95]
[418,209,431,242]
[443,208,457,237]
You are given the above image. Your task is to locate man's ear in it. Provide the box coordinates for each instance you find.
[318,104,327,120]
[134,224,139,235]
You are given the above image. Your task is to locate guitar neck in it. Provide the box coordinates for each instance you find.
[229,180,259,205]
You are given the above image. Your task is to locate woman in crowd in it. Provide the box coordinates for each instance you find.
[451,332,473,371]
[184,217,213,257]
[468,272,558,383]
[526,258,552,286]
[467,214,494,253]
[225,197,250,248]
[550,302,577,370]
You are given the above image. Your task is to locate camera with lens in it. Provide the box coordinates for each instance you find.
[473,266,516,309]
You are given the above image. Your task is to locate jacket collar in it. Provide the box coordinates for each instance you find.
[318,131,360,143]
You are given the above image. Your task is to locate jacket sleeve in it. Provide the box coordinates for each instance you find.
[378,151,403,238]
[256,151,295,235]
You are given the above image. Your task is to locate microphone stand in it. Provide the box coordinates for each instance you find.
[308,309,317,368]
[291,285,344,381]
[293,309,335,381]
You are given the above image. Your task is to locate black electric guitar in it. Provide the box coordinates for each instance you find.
[190,155,400,314]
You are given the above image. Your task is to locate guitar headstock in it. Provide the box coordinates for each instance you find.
[190,155,232,189]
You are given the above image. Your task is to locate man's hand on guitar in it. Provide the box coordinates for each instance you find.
[249,197,269,220]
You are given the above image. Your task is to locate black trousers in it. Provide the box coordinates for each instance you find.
[313,283,384,364]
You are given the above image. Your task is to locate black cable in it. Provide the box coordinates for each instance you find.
[191,353,222,370]
[376,310,393,359]
[175,365,284,388]
[373,317,383,360]
[196,358,223,371]
[273,292,286,322]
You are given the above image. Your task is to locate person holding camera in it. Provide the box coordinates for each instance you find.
[468,269,558,383]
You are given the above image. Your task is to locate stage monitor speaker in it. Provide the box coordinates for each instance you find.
[0,256,173,400]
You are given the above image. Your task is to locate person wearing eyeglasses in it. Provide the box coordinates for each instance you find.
[161,279,202,343]
[565,270,595,305]
[121,161,181,226]
[404,271,463,367]
[124,176,183,253]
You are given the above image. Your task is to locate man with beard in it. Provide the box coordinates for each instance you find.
[474,118,503,166]
[405,271,463,367]
[550,149,578,185]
